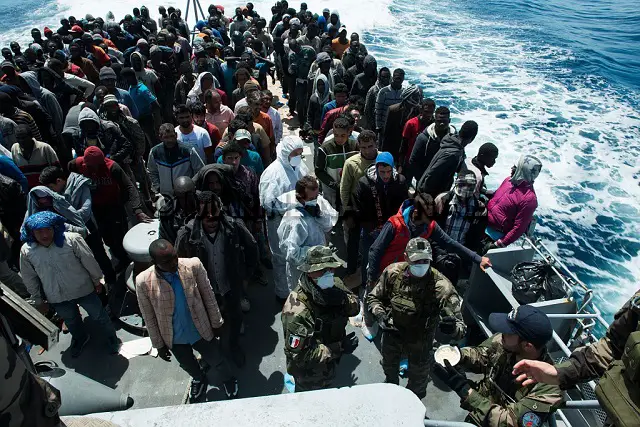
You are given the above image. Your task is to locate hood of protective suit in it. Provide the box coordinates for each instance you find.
[260,136,309,214]
[277,189,338,234]
[511,154,542,186]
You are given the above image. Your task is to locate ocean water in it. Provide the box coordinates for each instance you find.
[1,0,639,322]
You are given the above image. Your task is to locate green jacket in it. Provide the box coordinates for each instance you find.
[367,262,466,341]
[281,274,359,375]
[339,153,375,213]
[314,135,358,208]
[460,334,564,426]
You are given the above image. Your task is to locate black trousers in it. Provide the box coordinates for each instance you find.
[171,338,232,383]
[85,220,116,283]
[216,290,243,352]
[294,79,309,125]
[93,206,129,263]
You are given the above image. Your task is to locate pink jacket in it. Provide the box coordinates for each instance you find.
[487,177,538,246]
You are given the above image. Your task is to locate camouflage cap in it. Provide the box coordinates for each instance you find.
[405,237,432,262]
[298,245,346,272]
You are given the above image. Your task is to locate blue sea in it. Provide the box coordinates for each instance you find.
[1,0,639,323]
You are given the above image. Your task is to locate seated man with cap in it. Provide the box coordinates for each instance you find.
[432,305,564,427]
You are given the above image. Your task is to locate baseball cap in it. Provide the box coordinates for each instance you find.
[405,237,432,262]
[489,305,553,348]
[298,246,346,273]
[233,129,252,142]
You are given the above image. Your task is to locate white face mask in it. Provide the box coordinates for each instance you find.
[289,155,302,167]
[409,263,430,277]
[316,271,334,289]
[305,199,318,207]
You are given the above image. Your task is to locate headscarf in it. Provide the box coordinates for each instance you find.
[21,211,67,247]
[313,73,330,105]
[195,20,207,31]
[188,71,219,101]
[317,16,327,32]
[401,84,422,107]
[511,154,542,186]
[25,186,85,228]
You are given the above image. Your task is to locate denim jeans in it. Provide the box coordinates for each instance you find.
[52,292,116,342]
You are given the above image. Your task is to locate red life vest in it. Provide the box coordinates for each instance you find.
[379,207,437,274]
[75,156,120,208]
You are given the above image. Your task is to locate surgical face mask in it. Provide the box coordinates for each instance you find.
[316,271,334,289]
[305,199,317,207]
[409,263,430,277]
[289,155,302,167]
[454,185,474,199]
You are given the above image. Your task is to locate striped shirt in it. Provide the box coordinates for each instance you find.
[11,140,60,189]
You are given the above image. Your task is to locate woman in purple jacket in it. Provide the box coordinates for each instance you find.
[486,154,542,248]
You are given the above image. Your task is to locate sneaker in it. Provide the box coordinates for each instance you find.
[108,336,121,354]
[69,334,91,358]
[284,372,296,393]
[399,358,409,378]
[240,297,251,313]
[360,322,379,342]
[189,378,207,403]
[223,377,239,399]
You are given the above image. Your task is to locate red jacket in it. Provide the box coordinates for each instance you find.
[318,105,348,144]
[379,203,436,272]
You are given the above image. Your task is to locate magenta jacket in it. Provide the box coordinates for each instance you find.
[487,177,538,246]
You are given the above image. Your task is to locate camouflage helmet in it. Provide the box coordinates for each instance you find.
[405,237,432,262]
[298,245,346,272]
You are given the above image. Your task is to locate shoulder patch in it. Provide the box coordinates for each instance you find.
[520,412,541,427]
[289,334,302,349]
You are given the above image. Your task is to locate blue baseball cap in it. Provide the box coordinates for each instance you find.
[489,305,553,348]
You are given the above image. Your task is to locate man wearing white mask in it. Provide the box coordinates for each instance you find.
[281,245,360,392]
[367,237,466,399]
[277,176,339,297]
[259,136,308,303]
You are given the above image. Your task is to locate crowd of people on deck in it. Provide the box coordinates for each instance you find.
[0,2,558,424]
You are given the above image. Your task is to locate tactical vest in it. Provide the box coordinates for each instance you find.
[388,266,440,338]
[296,286,350,347]
[595,325,640,426]
[379,211,436,274]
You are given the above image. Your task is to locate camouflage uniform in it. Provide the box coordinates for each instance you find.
[0,333,61,427]
[556,289,640,388]
[460,334,563,426]
[281,249,360,392]
[367,261,466,397]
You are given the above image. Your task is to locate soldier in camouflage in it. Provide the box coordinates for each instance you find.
[433,305,563,427]
[367,237,466,398]
[281,246,360,392]
[513,289,640,426]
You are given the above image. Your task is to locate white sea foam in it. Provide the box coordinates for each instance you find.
[1,0,637,316]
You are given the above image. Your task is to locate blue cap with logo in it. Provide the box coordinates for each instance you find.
[488,305,553,348]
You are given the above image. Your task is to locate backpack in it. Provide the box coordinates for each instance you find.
[595,331,640,427]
